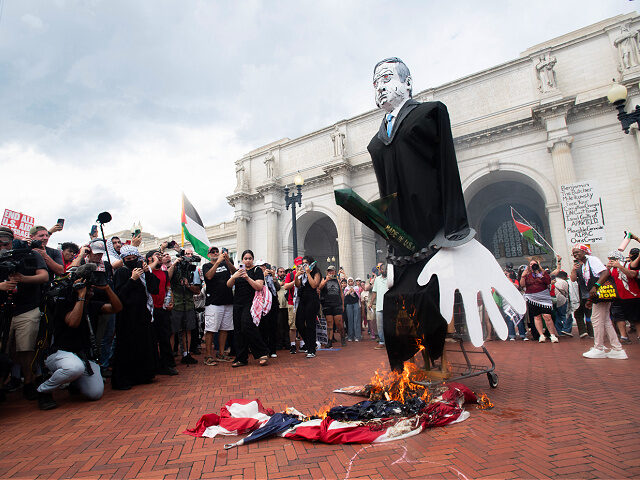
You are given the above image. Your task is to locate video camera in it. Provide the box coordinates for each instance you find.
[173,250,201,283]
[47,264,107,302]
[0,247,38,281]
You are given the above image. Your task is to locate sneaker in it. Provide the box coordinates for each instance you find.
[580,332,589,338]
[355,338,359,342]
[509,337,516,342]
[181,354,197,365]
[326,339,333,348]
[37,392,58,411]
[523,337,530,341]
[561,331,573,337]
[583,347,608,359]
[290,345,297,354]
[270,353,278,358]
[606,348,628,360]
[620,337,632,345]
[550,334,559,343]
[204,357,217,366]
[374,343,386,350]
[538,336,546,343]
[158,367,179,375]
[215,353,233,362]
[348,338,353,342]
[23,382,38,401]
[306,352,316,358]
[5,377,22,392]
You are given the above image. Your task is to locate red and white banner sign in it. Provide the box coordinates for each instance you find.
[1,209,35,240]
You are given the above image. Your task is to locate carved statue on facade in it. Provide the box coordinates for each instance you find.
[331,125,346,158]
[235,163,246,192]
[535,52,558,93]
[614,25,640,70]
[264,151,276,180]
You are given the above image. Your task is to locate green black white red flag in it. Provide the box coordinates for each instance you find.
[510,207,549,254]
[181,193,210,257]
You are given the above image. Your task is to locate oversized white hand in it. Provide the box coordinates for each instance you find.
[417,238,526,347]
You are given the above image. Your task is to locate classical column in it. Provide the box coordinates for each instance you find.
[266,208,279,263]
[336,207,353,275]
[547,136,576,187]
[235,215,249,256]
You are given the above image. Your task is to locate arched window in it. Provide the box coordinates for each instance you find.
[491,219,545,259]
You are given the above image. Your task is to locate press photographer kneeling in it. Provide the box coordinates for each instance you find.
[36,263,122,410]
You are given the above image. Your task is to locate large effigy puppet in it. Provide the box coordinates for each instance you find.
[336,58,526,371]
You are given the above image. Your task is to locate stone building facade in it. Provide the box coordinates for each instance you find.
[227,13,640,277]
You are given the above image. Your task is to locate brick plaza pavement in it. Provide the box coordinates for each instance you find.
[1,334,640,479]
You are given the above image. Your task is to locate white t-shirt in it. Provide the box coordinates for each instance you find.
[372,275,388,312]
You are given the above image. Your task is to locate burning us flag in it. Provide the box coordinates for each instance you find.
[184,383,480,450]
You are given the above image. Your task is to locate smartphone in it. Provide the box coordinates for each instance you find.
[90,225,98,236]
[133,229,141,236]
[222,247,228,254]
[239,264,245,269]
[309,261,317,269]
[57,218,65,229]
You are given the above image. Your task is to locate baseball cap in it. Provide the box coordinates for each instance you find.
[293,256,303,266]
[0,226,14,240]
[89,239,107,254]
[208,246,219,253]
[29,225,48,236]
[327,265,336,271]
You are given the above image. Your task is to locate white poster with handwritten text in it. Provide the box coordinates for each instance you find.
[560,181,606,245]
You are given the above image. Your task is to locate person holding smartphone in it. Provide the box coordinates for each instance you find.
[227,249,269,367]
[319,266,345,348]
[520,256,559,343]
[294,256,322,358]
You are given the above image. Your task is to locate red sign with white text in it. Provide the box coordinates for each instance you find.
[1,209,35,240]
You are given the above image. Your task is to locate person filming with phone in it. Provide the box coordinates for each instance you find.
[520,256,559,343]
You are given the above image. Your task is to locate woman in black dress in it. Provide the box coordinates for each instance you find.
[294,255,322,358]
[111,246,159,390]
[227,249,269,367]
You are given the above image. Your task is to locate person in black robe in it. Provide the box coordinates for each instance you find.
[367,58,524,371]
[111,246,159,389]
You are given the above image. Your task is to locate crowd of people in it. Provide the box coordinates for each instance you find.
[0,221,392,411]
[1,220,637,411]
[491,239,640,360]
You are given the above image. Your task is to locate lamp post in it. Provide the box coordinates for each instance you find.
[607,81,640,134]
[284,173,304,261]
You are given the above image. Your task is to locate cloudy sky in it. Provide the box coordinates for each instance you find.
[0,0,635,244]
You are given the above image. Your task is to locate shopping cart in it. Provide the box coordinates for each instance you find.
[412,291,499,390]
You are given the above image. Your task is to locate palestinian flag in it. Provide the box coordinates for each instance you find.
[181,193,210,257]
[511,207,548,253]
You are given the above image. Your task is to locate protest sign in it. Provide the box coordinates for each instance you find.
[1,209,35,240]
[316,316,328,345]
[560,181,606,245]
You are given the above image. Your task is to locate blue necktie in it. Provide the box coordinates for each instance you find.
[386,113,394,137]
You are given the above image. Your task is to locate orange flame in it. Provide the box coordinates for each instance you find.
[313,397,337,419]
[368,361,430,403]
[477,392,494,410]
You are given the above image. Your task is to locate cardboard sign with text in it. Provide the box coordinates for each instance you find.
[560,181,606,246]
[1,209,35,240]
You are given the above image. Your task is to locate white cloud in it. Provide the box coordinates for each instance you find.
[20,13,44,31]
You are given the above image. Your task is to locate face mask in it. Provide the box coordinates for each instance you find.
[124,259,140,270]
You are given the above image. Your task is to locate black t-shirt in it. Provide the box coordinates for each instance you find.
[13,249,47,316]
[45,246,64,280]
[320,277,342,307]
[299,266,321,302]
[233,266,264,306]
[51,297,105,354]
[202,262,233,306]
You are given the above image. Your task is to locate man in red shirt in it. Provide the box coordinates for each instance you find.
[607,250,640,345]
[145,250,178,375]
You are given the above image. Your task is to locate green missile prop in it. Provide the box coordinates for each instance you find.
[334,188,417,253]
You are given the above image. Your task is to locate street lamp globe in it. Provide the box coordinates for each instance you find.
[607,82,628,104]
[294,173,304,186]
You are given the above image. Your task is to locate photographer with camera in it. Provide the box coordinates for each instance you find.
[168,248,202,365]
[111,245,159,390]
[36,263,122,409]
[0,226,49,401]
[29,226,64,278]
